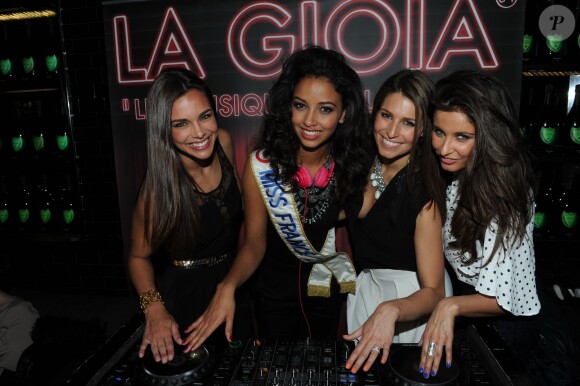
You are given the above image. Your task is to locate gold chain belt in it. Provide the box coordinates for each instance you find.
[170,252,232,269]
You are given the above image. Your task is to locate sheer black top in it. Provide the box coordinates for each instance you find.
[345,166,429,272]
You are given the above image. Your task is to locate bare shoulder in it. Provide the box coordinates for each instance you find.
[217,128,235,161]
[217,128,234,149]
[418,199,441,222]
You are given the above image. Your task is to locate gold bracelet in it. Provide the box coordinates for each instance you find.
[139,289,163,312]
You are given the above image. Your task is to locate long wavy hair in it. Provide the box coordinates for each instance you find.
[372,69,445,218]
[429,70,535,265]
[255,46,372,204]
[141,68,217,257]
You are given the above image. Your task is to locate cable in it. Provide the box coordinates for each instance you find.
[298,259,313,339]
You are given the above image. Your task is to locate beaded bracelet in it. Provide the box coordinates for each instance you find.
[139,289,163,312]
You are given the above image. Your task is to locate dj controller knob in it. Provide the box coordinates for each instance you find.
[342,343,350,360]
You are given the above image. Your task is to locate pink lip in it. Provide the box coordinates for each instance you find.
[189,138,211,151]
[301,128,321,140]
[440,157,457,165]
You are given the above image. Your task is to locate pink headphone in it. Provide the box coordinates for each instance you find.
[293,159,335,189]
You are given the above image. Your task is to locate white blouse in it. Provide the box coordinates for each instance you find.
[444,180,541,316]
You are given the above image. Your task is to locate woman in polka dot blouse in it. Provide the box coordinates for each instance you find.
[418,70,541,379]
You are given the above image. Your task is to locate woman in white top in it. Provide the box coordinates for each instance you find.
[419,70,540,380]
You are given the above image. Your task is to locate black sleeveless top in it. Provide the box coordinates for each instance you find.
[168,140,242,261]
[159,141,248,338]
[345,166,429,272]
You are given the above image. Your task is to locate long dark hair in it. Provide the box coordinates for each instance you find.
[141,68,217,256]
[430,70,535,264]
[372,69,445,218]
[255,46,372,203]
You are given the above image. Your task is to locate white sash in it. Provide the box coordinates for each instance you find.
[251,149,356,297]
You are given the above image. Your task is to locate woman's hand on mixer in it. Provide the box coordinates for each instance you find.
[140,301,183,363]
[183,281,236,352]
[343,302,399,373]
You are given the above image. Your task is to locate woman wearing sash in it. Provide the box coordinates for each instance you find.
[418,71,541,379]
[184,46,371,349]
[342,70,450,373]
[127,69,252,364]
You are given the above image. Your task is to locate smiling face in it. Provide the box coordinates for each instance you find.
[291,76,345,151]
[432,110,476,173]
[373,92,417,164]
[171,89,218,163]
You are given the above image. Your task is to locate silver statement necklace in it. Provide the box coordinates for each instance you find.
[370,156,386,199]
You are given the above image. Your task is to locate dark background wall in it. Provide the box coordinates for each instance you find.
[57,0,128,296]
[0,0,136,346]
[0,0,130,298]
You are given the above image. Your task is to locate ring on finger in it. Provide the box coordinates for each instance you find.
[427,342,436,357]
[371,346,381,353]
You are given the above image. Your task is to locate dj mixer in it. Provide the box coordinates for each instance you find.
[63,314,534,386]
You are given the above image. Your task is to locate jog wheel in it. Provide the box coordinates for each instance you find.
[140,345,214,385]
[384,345,461,386]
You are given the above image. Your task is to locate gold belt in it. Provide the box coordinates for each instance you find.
[170,252,232,269]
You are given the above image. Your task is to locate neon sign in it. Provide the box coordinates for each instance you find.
[111,0,500,85]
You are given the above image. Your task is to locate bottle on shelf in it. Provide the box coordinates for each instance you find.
[59,173,79,233]
[534,166,561,238]
[564,84,580,148]
[523,0,539,63]
[0,175,11,231]
[54,105,72,156]
[31,99,47,156]
[537,0,573,63]
[555,168,578,238]
[42,17,61,79]
[553,86,568,144]
[37,173,55,232]
[519,85,536,141]
[16,174,34,231]
[20,20,39,81]
[10,100,26,156]
[0,23,15,82]
[532,83,560,147]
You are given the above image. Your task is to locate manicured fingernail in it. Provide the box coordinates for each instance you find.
[431,370,436,377]
[228,335,233,342]
[423,372,429,379]
[446,362,451,368]
[419,367,423,373]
